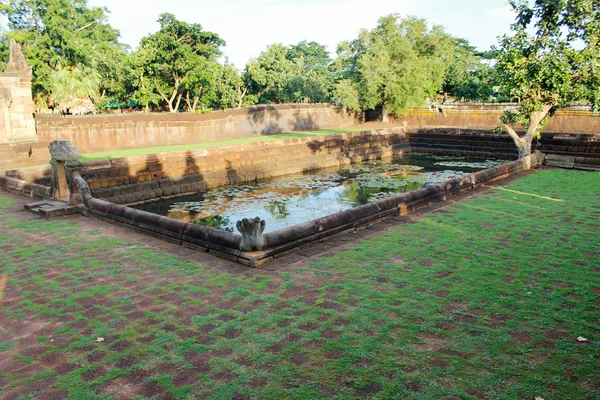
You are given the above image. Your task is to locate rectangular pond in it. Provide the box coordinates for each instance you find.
[131,154,507,234]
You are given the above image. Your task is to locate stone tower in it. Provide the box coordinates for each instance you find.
[0,40,48,170]
[0,39,37,143]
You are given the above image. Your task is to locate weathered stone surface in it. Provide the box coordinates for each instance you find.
[237,217,266,252]
[49,140,80,164]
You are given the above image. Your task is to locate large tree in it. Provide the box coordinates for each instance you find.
[334,15,455,122]
[214,60,254,109]
[1,0,126,111]
[243,43,302,104]
[286,41,333,103]
[443,39,495,102]
[496,0,600,157]
[134,13,224,113]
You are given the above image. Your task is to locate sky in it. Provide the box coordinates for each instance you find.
[87,0,516,69]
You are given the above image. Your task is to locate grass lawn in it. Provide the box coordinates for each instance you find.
[0,168,599,399]
[78,126,378,163]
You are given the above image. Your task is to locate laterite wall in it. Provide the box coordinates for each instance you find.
[78,129,409,204]
[392,108,599,134]
[408,128,600,170]
[34,104,359,153]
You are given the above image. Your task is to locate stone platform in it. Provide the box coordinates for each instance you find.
[24,199,78,218]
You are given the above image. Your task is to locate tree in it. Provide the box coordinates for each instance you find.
[244,44,302,104]
[214,60,253,109]
[443,39,495,102]
[48,65,101,114]
[1,0,127,110]
[335,15,455,122]
[496,0,600,157]
[134,13,224,113]
[286,41,333,103]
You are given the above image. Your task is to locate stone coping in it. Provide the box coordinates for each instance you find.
[0,174,50,199]
[79,152,544,267]
[34,103,346,123]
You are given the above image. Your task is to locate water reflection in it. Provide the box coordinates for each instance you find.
[132,155,506,233]
[190,215,234,232]
[264,200,291,220]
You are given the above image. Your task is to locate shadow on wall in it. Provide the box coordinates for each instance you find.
[304,132,392,162]
[246,105,283,135]
[292,111,317,131]
[261,122,284,135]
[332,105,364,124]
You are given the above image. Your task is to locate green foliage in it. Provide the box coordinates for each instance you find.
[332,79,360,111]
[244,43,302,104]
[214,60,253,109]
[1,0,127,111]
[496,0,600,153]
[48,65,101,113]
[335,14,455,120]
[132,13,225,113]
[285,41,333,103]
[443,38,495,102]
[243,40,334,105]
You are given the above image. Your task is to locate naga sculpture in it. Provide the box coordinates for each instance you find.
[73,176,92,207]
[237,217,266,251]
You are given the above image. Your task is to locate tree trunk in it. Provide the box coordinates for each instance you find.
[153,77,179,113]
[174,93,182,113]
[381,101,389,123]
[503,105,552,158]
[237,86,248,108]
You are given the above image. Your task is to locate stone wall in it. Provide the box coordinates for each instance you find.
[79,152,544,266]
[35,104,360,153]
[78,129,409,205]
[408,127,600,170]
[392,108,599,134]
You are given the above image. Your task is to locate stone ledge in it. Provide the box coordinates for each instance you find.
[75,151,543,267]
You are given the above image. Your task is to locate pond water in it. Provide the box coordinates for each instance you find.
[132,154,506,234]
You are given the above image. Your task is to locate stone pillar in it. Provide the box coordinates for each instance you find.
[49,140,81,202]
[50,160,68,200]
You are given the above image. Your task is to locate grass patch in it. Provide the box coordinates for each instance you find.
[0,168,598,399]
[78,126,371,162]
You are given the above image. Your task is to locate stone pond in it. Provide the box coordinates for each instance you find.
[132,154,506,234]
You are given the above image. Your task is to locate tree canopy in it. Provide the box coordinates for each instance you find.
[1,0,126,110]
[496,0,600,156]
[1,0,597,123]
[333,15,455,122]
[132,13,225,113]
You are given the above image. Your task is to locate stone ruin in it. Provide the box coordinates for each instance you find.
[0,40,45,170]
[48,140,83,204]
[0,40,36,143]
[237,217,266,251]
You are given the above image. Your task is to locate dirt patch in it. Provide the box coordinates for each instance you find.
[222,328,242,339]
[435,321,456,331]
[290,353,309,366]
[354,382,382,397]
[452,314,477,324]
[430,358,450,368]
[412,333,449,352]
[553,282,574,288]
[439,348,472,359]
[325,350,344,359]
[511,332,533,343]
